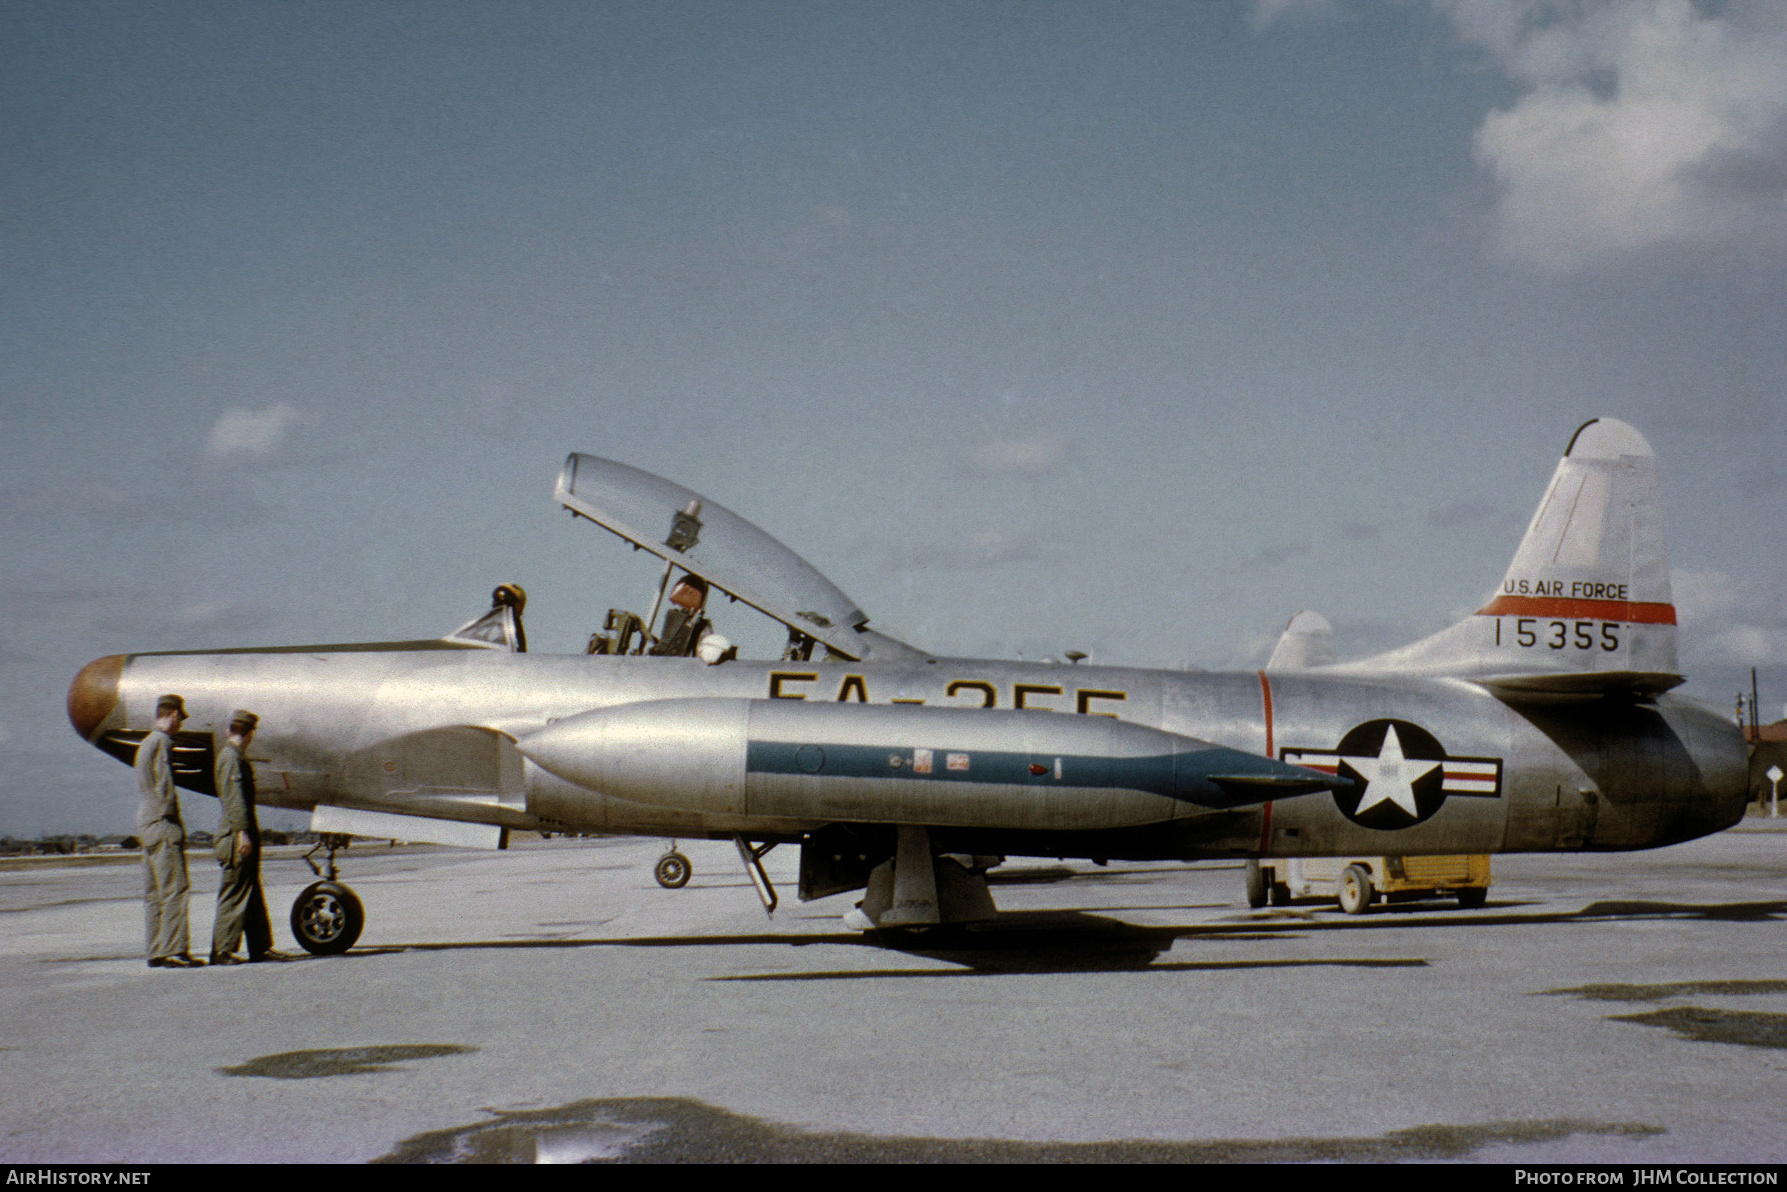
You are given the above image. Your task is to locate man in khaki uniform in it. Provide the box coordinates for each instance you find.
[210,709,277,964]
[136,694,196,967]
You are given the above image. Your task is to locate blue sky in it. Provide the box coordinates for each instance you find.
[4,0,1784,834]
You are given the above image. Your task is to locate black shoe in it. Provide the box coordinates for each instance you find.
[209,953,245,966]
[151,955,199,968]
[247,949,292,963]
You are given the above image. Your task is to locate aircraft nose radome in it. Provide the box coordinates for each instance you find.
[68,655,125,741]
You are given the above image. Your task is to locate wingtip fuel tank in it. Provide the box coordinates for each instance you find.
[516,697,1349,832]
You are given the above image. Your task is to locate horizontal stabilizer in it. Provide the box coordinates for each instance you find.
[1477,670,1685,701]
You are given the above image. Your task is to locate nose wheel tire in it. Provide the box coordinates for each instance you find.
[654,851,692,889]
[1244,860,1269,909]
[291,881,365,955]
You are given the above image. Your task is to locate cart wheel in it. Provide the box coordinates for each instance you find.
[1244,861,1269,909]
[654,851,692,889]
[1455,887,1488,909]
[1338,864,1375,915]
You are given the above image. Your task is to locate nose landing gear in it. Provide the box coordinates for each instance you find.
[291,833,366,955]
[654,844,692,889]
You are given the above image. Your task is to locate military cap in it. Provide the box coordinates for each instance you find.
[155,694,188,717]
[228,709,259,733]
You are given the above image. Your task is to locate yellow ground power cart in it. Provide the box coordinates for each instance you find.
[1244,855,1490,914]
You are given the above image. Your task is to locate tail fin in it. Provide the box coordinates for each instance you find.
[1327,418,1680,696]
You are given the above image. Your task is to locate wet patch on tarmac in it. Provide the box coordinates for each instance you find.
[1544,980,1787,1003]
[374,1097,1661,1163]
[1610,1007,1787,1050]
[218,1044,478,1078]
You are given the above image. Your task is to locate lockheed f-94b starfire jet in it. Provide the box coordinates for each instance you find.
[66,418,1750,951]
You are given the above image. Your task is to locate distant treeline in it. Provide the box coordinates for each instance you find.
[0,831,317,855]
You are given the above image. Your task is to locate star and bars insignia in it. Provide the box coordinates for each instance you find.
[1281,718,1502,830]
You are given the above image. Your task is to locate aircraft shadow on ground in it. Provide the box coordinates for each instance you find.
[349,910,1422,977]
[338,897,1787,974]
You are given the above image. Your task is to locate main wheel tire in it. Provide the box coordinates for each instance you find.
[1338,864,1376,915]
[1244,861,1269,909]
[290,881,365,955]
[654,851,692,889]
[1456,886,1488,909]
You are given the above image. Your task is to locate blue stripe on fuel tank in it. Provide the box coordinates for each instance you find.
[743,739,1279,803]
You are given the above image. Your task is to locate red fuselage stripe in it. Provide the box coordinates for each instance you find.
[1476,595,1677,625]
[1257,670,1275,857]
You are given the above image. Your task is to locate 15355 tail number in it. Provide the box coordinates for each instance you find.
[1496,618,1620,651]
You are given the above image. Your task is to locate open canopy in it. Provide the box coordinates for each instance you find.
[555,454,893,660]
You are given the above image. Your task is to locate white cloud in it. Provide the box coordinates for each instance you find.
[971,440,1062,473]
[1672,566,1787,665]
[204,404,297,457]
[1442,0,1787,267]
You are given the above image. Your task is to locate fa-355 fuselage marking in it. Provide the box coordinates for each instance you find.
[767,669,1128,715]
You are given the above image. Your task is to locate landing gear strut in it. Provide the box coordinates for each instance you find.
[291,833,365,955]
[734,837,779,913]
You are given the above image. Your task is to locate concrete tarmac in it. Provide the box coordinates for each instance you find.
[2,822,1785,1164]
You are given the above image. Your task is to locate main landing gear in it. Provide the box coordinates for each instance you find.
[840,826,997,935]
[291,833,365,955]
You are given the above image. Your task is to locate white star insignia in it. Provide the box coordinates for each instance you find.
[1338,725,1439,819]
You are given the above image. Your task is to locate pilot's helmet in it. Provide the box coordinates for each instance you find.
[669,575,709,611]
[696,633,731,664]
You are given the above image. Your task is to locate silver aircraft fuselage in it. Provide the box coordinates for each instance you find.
[70,646,1749,861]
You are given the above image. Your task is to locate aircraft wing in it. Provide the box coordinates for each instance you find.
[555,454,906,661]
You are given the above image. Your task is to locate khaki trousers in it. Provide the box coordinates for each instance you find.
[211,846,272,959]
[141,828,190,960]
